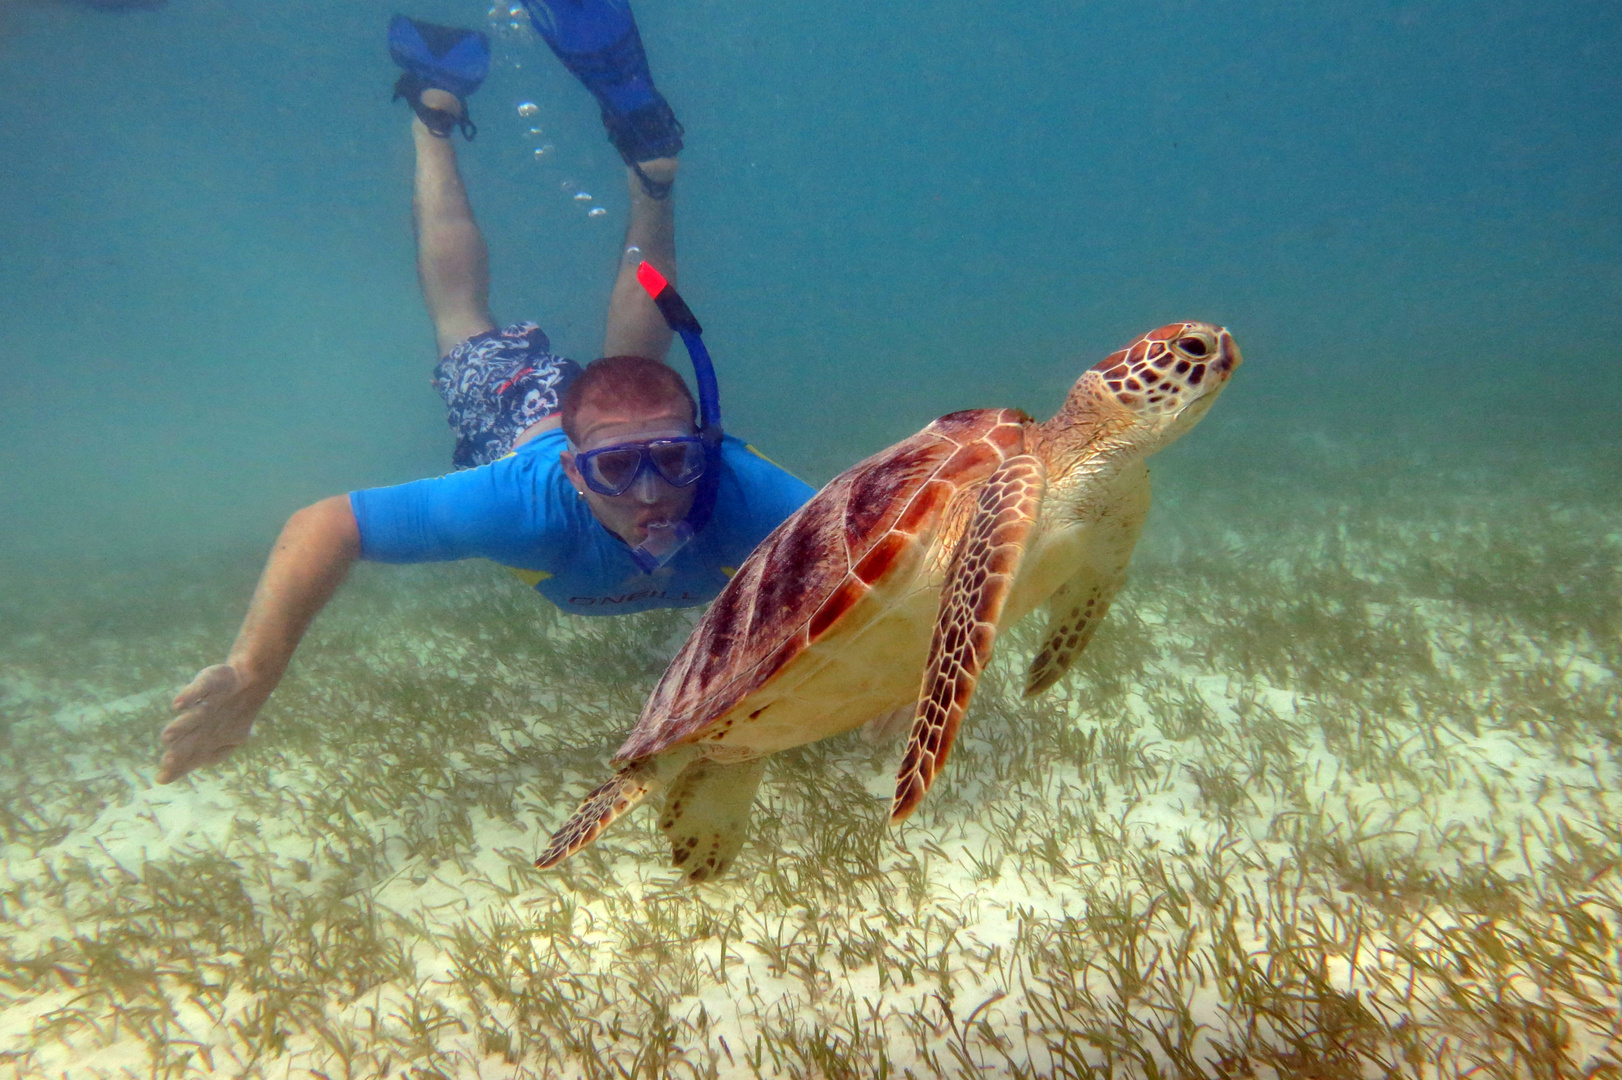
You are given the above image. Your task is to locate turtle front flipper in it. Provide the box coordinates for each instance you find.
[893,454,1046,822]
[535,760,660,869]
[660,757,767,883]
[1024,464,1150,696]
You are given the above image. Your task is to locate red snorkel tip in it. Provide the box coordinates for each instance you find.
[636,261,669,299]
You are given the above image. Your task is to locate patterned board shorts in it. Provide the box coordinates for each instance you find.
[431,323,584,469]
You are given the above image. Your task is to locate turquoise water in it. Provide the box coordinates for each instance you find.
[2,0,1620,1075]
[3,0,1616,568]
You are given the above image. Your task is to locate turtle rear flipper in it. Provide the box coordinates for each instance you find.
[1024,469,1150,696]
[536,760,660,869]
[861,701,916,745]
[660,757,767,882]
[893,454,1046,822]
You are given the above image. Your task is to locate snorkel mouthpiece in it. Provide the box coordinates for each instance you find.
[629,519,694,573]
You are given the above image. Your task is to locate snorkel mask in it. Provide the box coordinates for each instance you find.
[622,262,723,573]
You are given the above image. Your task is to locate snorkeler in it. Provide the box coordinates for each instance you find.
[156,1,816,784]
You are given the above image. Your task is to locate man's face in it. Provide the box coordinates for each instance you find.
[560,403,699,547]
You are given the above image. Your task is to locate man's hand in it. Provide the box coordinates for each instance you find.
[156,495,361,784]
[157,663,272,783]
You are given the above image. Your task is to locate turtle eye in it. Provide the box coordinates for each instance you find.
[1175,335,1210,358]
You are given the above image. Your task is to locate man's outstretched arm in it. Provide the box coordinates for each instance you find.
[158,495,360,783]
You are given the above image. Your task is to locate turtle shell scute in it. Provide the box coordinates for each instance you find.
[612,408,1029,761]
[844,441,940,546]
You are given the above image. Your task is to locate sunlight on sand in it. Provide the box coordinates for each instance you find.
[2,452,1619,1078]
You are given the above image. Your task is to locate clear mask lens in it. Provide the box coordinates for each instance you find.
[579,437,708,497]
[648,440,706,486]
[584,448,645,494]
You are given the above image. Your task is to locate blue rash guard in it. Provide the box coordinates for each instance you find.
[349,427,815,615]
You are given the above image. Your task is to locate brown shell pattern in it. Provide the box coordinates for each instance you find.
[613,407,1030,762]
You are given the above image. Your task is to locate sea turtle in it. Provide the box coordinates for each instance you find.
[537,321,1241,882]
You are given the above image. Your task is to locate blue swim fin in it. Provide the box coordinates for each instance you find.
[389,15,490,140]
[519,0,683,193]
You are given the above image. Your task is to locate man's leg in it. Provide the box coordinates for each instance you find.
[603,156,678,361]
[517,0,682,362]
[414,89,497,357]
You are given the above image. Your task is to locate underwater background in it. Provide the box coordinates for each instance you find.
[2,0,1620,1076]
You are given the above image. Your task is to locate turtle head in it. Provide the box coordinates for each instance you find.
[1074,321,1240,449]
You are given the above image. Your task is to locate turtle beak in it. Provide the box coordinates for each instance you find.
[1213,329,1242,378]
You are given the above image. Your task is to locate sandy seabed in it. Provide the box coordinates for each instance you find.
[1,446,1619,1079]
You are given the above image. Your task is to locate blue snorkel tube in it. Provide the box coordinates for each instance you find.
[636,261,721,440]
[628,262,722,572]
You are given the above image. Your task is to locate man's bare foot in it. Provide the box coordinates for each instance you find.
[636,156,677,183]
[407,86,473,142]
[630,156,678,199]
[418,85,463,119]
[419,87,463,119]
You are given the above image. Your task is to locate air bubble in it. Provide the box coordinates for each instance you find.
[588,207,607,217]
[517,102,539,117]
[573,191,593,202]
